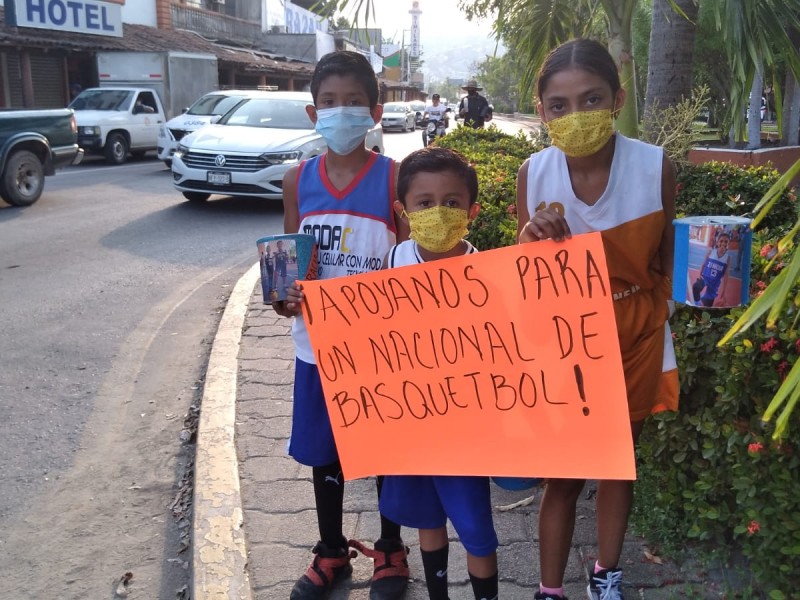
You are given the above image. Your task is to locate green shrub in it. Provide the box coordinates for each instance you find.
[676,161,798,231]
[436,125,543,250]
[633,228,800,597]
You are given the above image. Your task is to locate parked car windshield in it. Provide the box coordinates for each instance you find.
[383,103,408,112]
[218,98,314,129]
[69,89,133,111]
[187,94,245,117]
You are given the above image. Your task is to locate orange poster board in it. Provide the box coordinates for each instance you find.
[301,233,635,481]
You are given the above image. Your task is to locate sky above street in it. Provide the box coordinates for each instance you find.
[346,0,489,44]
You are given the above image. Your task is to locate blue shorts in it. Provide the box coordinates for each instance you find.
[379,475,498,557]
[287,358,339,466]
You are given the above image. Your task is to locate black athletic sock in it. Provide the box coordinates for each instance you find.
[421,545,449,600]
[375,475,402,542]
[469,571,498,600]
[312,462,346,549]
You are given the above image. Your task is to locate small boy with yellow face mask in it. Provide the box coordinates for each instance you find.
[379,147,499,600]
[388,146,481,263]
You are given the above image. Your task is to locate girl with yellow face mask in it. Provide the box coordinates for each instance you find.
[516,39,679,600]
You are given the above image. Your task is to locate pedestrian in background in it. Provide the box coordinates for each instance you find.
[458,80,492,128]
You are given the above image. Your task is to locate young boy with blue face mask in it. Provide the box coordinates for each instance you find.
[276,50,411,600]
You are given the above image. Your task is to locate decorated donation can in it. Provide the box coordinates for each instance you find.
[256,233,318,304]
[672,216,752,308]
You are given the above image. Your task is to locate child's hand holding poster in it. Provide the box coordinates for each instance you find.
[300,232,634,481]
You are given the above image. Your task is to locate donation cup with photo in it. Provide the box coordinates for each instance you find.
[672,216,752,308]
[256,233,318,308]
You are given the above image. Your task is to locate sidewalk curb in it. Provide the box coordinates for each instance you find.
[192,263,259,600]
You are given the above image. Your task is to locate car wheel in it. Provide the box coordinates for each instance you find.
[0,150,44,206]
[182,192,210,202]
[104,132,129,165]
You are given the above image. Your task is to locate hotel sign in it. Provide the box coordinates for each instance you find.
[4,0,123,37]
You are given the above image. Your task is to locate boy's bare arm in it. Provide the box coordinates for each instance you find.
[392,160,411,242]
[273,165,302,317]
[283,165,300,235]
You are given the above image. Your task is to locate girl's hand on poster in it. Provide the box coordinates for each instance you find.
[519,208,572,243]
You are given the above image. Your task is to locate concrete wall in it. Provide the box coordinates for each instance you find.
[688,146,800,185]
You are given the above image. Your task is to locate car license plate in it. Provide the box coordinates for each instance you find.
[207,171,230,185]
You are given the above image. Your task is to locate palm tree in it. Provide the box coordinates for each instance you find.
[643,0,699,138]
[709,0,800,146]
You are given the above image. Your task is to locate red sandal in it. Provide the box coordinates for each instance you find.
[348,538,410,599]
[289,541,357,599]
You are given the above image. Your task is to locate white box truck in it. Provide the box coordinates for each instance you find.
[69,51,219,164]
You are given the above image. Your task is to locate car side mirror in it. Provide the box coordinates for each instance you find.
[210,115,222,124]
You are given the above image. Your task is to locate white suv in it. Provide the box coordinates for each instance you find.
[171,91,384,202]
[157,89,255,167]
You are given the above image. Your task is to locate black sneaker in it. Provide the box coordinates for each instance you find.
[534,592,568,600]
[289,541,355,600]
[587,567,624,600]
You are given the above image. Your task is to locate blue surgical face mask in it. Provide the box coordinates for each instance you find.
[314,106,375,155]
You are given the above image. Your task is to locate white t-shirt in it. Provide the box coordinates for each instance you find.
[425,103,448,121]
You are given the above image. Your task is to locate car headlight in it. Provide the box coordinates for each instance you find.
[80,126,100,136]
[174,144,189,159]
[260,151,302,165]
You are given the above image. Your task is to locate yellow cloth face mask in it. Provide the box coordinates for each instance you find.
[546,109,614,157]
[404,206,470,253]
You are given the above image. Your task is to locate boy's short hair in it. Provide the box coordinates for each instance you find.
[310,51,380,108]
[397,147,479,205]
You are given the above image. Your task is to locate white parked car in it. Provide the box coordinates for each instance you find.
[172,91,384,202]
[381,102,416,132]
[157,89,257,167]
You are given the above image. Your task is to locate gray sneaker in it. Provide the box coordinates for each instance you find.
[587,567,624,600]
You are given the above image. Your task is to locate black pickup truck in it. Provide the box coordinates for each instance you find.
[0,109,83,206]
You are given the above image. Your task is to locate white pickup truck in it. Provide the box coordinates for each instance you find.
[69,87,166,164]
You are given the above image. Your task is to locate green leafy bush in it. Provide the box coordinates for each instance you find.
[634,227,800,597]
[435,125,543,250]
[676,161,798,231]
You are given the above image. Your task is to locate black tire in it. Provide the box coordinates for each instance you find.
[182,192,210,202]
[0,150,44,206]
[104,132,129,165]
[422,130,428,147]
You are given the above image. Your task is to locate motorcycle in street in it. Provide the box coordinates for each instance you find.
[422,109,451,147]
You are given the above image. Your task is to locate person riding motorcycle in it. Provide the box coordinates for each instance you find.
[422,94,450,147]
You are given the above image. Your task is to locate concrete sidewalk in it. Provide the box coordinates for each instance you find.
[191,265,722,599]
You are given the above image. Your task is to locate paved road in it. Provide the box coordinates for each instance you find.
[0,156,284,598]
